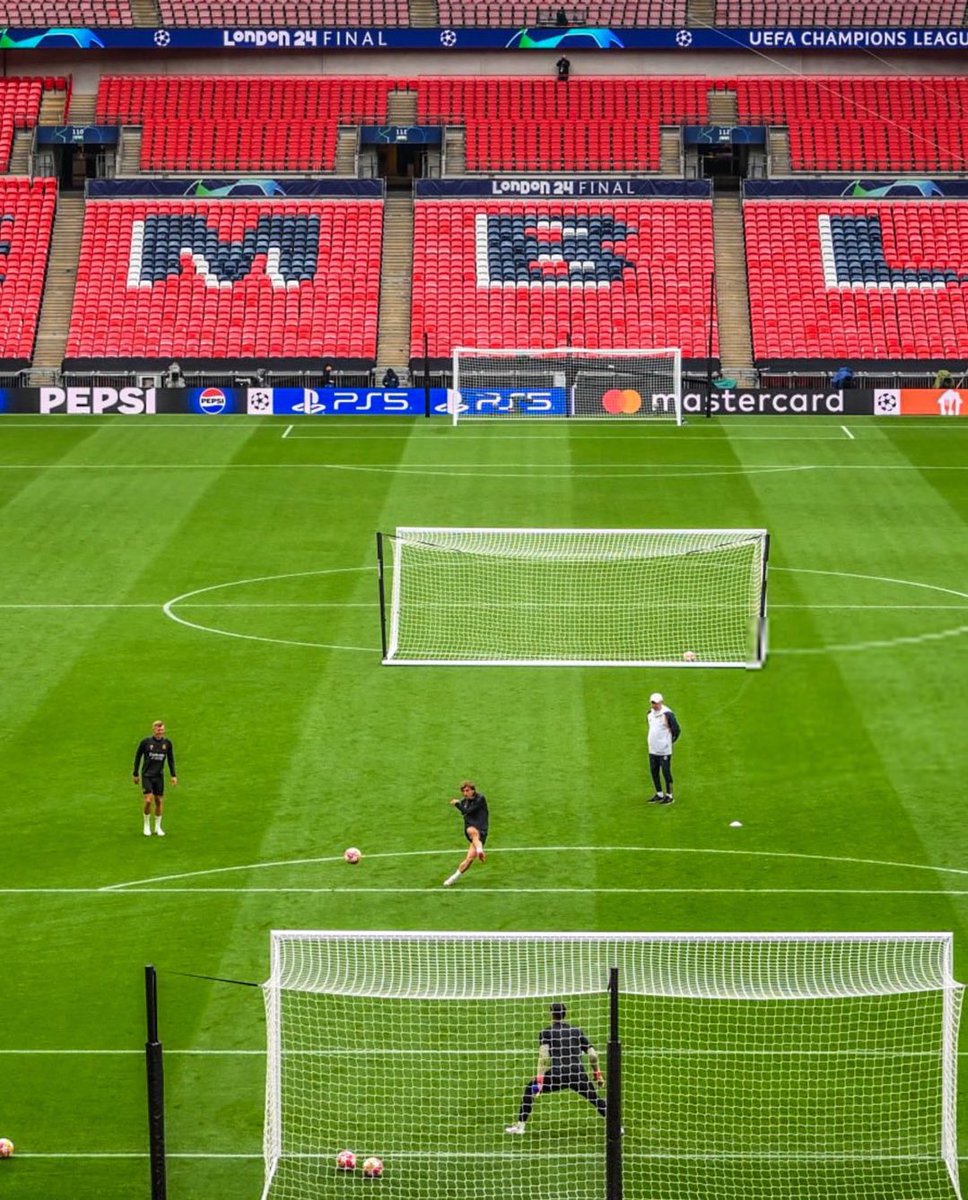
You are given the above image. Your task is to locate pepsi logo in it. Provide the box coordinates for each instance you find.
[198,387,228,414]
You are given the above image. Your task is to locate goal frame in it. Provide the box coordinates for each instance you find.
[262,930,963,1200]
[377,526,770,668]
[451,346,683,424]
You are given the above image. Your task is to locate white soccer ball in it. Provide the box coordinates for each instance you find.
[0,1138,14,1158]
[336,1149,357,1170]
[362,1156,384,1178]
[682,650,698,662]
[344,847,362,864]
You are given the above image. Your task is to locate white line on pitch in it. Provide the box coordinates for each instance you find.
[4,1047,966,1057]
[2,461,968,470]
[282,424,293,439]
[2,601,968,611]
[841,425,855,440]
[4,887,968,896]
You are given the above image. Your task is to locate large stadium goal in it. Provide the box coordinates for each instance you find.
[261,931,964,1200]
[376,527,769,667]
[450,346,683,423]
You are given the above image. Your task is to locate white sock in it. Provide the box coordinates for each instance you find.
[444,871,461,886]
[143,816,151,832]
[153,816,163,832]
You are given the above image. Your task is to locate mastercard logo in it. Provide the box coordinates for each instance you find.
[601,388,642,414]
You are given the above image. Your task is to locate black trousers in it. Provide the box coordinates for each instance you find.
[518,1069,606,1122]
[649,753,672,793]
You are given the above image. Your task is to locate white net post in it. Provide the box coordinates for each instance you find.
[381,527,769,668]
[261,931,963,1200]
[450,347,682,424]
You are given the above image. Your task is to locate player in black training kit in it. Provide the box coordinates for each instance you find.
[443,780,488,887]
[505,1002,606,1133]
[133,720,177,837]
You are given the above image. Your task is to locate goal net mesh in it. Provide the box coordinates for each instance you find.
[451,347,682,421]
[262,933,963,1200]
[382,528,768,667]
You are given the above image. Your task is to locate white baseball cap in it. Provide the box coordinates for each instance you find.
[650,692,663,703]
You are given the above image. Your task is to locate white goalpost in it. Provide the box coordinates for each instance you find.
[450,346,683,423]
[261,931,963,1200]
[378,527,769,667]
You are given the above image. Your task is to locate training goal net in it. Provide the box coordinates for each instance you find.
[377,527,769,667]
[450,347,682,423]
[261,931,963,1200]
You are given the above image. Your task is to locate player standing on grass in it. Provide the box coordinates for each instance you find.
[505,1002,607,1134]
[133,720,177,837]
[443,781,488,887]
[647,692,680,805]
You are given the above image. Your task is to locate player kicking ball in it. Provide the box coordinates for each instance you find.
[443,781,488,887]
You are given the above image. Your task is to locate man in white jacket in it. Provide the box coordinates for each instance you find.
[647,692,680,805]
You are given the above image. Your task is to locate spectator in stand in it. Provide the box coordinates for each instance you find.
[321,363,336,388]
[381,367,400,389]
[933,367,953,389]
[556,55,571,82]
[165,361,185,388]
[831,366,855,389]
[555,6,568,24]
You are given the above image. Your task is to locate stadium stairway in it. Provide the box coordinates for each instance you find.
[768,127,792,175]
[712,191,755,380]
[376,192,414,379]
[38,87,66,125]
[334,127,358,174]
[131,0,160,23]
[660,128,682,174]
[66,93,97,124]
[409,0,438,24]
[32,193,85,372]
[688,0,716,24]
[443,127,466,174]
[387,89,418,124]
[708,87,738,124]
[118,127,142,175]
[8,130,31,175]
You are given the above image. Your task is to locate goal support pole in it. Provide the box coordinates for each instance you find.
[144,964,167,1200]
[375,531,389,661]
[605,965,623,1200]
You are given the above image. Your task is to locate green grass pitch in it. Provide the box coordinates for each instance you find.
[0,413,966,1199]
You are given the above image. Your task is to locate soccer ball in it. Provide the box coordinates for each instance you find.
[336,1149,357,1171]
[0,1138,14,1158]
[362,1156,384,1178]
[344,847,362,864]
[682,650,698,662]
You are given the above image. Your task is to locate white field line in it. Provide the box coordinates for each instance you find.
[2,602,968,612]
[6,886,968,896]
[282,423,293,439]
[2,418,967,431]
[15,1150,968,1161]
[841,425,855,439]
[3,1047,967,1058]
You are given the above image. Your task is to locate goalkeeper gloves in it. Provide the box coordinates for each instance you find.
[593,1069,604,1087]
[529,1075,545,1095]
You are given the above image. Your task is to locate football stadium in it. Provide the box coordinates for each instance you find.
[0,1,966,1197]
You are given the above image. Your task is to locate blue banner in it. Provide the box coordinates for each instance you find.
[267,387,442,415]
[683,125,765,145]
[359,126,443,144]
[454,387,568,417]
[87,177,384,199]
[0,24,964,51]
[416,178,710,199]
[36,124,120,144]
[744,177,968,199]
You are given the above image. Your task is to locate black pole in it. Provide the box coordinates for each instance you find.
[605,966,622,1200]
[145,965,167,1200]
[376,531,389,662]
[705,269,716,419]
[423,331,431,418]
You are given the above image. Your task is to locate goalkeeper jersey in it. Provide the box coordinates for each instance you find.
[455,792,488,834]
[540,1021,591,1071]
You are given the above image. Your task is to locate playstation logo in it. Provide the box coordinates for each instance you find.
[292,388,325,414]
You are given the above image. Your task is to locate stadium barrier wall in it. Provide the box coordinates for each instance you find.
[744,180,968,199]
[2,386,966,417]
[86,179,385,199]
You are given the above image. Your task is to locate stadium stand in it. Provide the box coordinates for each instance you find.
[735,77,968,172]
[0,77,44,173]
[157,0,409,24]
[411,200,717,363]
[716,0,966,24]
[745,201,968,362]
[0,178,57,365]
[436,0,688,25]
[95,77,392,172]
[64,200,383,365]
[414,78,707,172]
[0,0,133,21]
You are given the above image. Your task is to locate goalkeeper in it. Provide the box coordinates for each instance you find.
[505,1002,607,1134]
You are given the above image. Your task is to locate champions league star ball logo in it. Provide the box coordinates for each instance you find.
[439,28,457,46]
[675,29,693,46]
[153,28,170,45]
